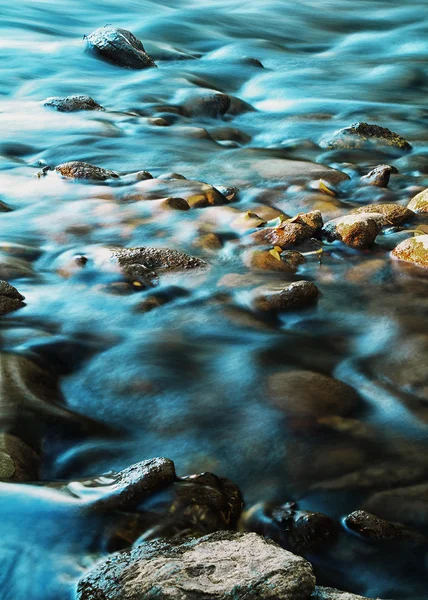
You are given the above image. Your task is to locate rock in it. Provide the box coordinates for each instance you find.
[360,165,394,187]
[253,281,319,313]
[0,433,39,481]
[177,89,231,118]
[407,188,428,213]
[85,26,156,69]
[0,254,34,280]
[344,510,427,544]
[43,95,104,112]
[0,199,13,212]
[77,531,316,600]
[158,173,187,180]
[111,247,207,273]
[245,249,305,272]
[323,213,384,248]
[322,122,411,152]
[352,204,414,226]
[363,483,428,529]
[252,211,322,248]
[268,370,359,419]
[242,501,337,554]
[311,587,384,600]
[55,161,119,181]
[0,281,25,316]
[391,234,428,269]
[214,185,239,202]
[147,117,169,126]
[128,178,226,208]
[193,233,223,251]
[160,197,190,211]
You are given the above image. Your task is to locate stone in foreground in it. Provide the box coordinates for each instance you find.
[322,122,411,152]
[0,280,25,316]
[86,26,156,69]
[407,188,428,213]
[391,234,428,269]
[77,531,316,600]
[55,161,119,181]
[44,95,104,112]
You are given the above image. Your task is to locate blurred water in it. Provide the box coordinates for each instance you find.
[0,0,428,598]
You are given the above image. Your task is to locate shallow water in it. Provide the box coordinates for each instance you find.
[1,0,428,598]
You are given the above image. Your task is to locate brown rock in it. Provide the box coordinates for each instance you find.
[55,161,119,181]
[253,281,319,313]
[245,249,305,272]
[352,203,414,226]
[391,234,428,269]
[178,89,231,118]
[360,165,394,187]
[0,433,39,481]
[323,213,384,248]
[407,188,428,213]
[160,197,190,211]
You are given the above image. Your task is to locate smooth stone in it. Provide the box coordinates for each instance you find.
[321,122,411,152]
[77,531,316,600]
[0,281,25,316]
[352,204,414,226]
[391,234,428,269]
[323,213,384,248]
[253,281,319,313]
[160,197,190,211]
[245,249,305,272]
[176,89,231,118]
[43,95,104,112]
[55,161,119,181]
[407,188,428,213]
[85,26,156,69]
[128,178,226,208]
[360,165,394,187]
[344,510,427,544]
[268,370,359,419]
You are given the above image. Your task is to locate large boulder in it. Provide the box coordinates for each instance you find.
[77,531,316,600]
[85,26,156,69]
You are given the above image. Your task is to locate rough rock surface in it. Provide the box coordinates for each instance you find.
[0,433,39,481]
[252,213,319,248]
[407,188,428,213]
[85,26,156,69]
[268,370,359,418]
[253,281,319,313]
[344,510,427,544]
[111,247,207,273]
[323,213,384,248]
[322,122,411,152]
[77,531,316,600]
[0,280,25,316]
[55,161,119,181]
[44,95,104,112]
[352,204,414,226]
[360,165,394,187]
[391,234,428,269]
[311,587,383,600]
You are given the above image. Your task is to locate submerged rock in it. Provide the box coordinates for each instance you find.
[85,26,156,69]
[0,281,25,316]
[344,510,427,544]
[352,203,414,226]
[77,531,316,600]
[311,587,385,600]
[55,161,119,181]
[0,433,39,481]
[253,281,319,313]
[245,249,305,272]
[322,122,411,152]
[176,89,231,118]
[128,178,227,208]
[407,188,428,213]
[323,213,384,248]
[43,95,104,112]
[0,199,13,212]
[391,234,428,269]
[360,165,395,187]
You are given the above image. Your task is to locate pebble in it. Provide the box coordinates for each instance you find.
[85,26,156,69]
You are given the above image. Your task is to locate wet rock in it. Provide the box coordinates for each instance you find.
[0,199,13,212]
[177,89,231,118]
[0,281,25,316]
[193,232,223,251]
[0,433,39,481]
[252,211,322,248]
[323,213,384,248]
[245,249,305,272]
[311,587,384,600]
[160,197,190,211]
[43,95,104,112]
[129,178,226,208]
[158,172,187,180]
[136,286,190,312]
[360,165,394,187]
[55,161,119,181]
[147,117,169,126]
[407,188,428,213]
[210,127,251,145]
[268,370,359,419]
[85,26,156,69]
[77,531,316,600]
[253,281,319,313]
[242,501,337,554]
[111,247,207,273]
[364,483,428,529]
[0,254,34,280]
[352,204,414,226]
[214,185,239,202]
[344,510,427,544]
[391,234,428,269]
[322,122,411,152]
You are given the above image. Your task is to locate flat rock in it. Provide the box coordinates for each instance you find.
[323,213,384,248]
[77,531,316,600]
[391,234,428,269]
[268,370,359,419]
[253,281,319,313]
[311,587,384,600]
[55,161,119,181]
[407,188,428,213]
[0,280,25,316]
[111,247,207,273]
[321,122,411,152]
[44,95,104,112]
[85,26,156,69]
[352,204,414,226]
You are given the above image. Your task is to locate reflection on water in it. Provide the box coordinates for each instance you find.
[0,0,428,598]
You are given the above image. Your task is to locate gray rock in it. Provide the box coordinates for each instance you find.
[253,281,319,313]
[391,234,428,269]
[77,531,316,600]
[85,26,156,69]
[111,247,207,273]
[321,122,411,152]
[311,587,385,600]
[323,213,384,248]
[407,188,428,213]
[352,204,414,226]
[44,95,104,112]
[360,165,394,187]
[0,281,25,316]
[55,161,119,181]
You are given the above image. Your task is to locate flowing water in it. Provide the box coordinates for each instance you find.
[1,0,428,598]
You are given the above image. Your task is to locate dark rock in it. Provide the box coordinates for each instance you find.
[253,280,319,313]
[85,26,156,69]
[344,510,427,544]
[77,531,316,600]
[0,280,25,316]
[391,234,428,269]
[55,161,119,181]
[322,213,384,248]
[44,95,104,112]
[178,89,231,118]
[364,483,428,529]
[352,204,414,226]
[214,185,239,202]
[0,433,40,481]
[0,199,13,212]
[322,122,412,152]
[160,197,190,211]
[129,178,226,208]
[360,165,394,187]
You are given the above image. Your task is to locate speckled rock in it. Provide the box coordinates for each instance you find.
[176,89,231,118]
[407,188,428,213]
[77,531,316,600]
[268,370,359,419]
[322,122,411,152]
[391,234,428,269]
[0,433,39,481]
[252,211,321,248]
[245,249,305,272]
[323,213,384,248]
[344,510,427,544]
[85,26,156,69]
[360,165,394,187]
[111,247,207,273]
[55,161,119,181]
[0,281,25,316]
[253,281,319,313]
[352,204,414,226]
[311,587,385,600]
[43,95,104,112]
